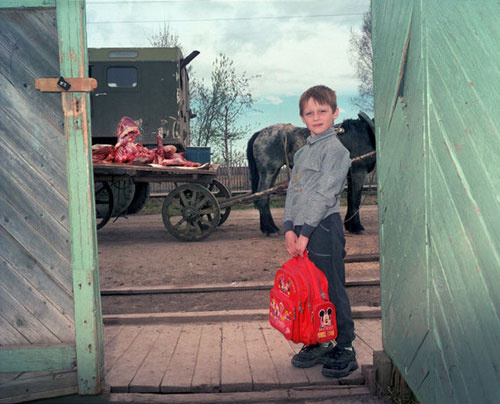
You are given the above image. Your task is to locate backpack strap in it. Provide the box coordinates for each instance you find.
[303,251,328,301]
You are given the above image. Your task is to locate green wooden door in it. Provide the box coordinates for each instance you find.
[373,1,500,402]
[0,1,103,402]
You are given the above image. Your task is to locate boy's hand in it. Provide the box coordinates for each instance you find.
[296,235,309,257]
[285,231,298,256]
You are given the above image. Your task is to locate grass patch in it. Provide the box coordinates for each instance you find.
[139,188,377,216]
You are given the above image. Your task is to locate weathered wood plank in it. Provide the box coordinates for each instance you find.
[0,186,70,275]
[0,1,56,9]
[242,322,280,389]
[0,344,75,372]
[0,370,76,403]
[220,322,253,392]
[0,195,72,292]
[259,321,309,387]
[0,372,22,386]
[105,325,162,393]
[0,10,62,125]
[0,227,74,316]
[129,324,182,393]
[104,325,142,372]
[0,283,61,344]
[0,79,67,192]
[160,325,202,393]
[1,260,74,342]
[354,319,383,352]
[0,73,66,170]
[57,0,104,393]
[0,314,30,345]
[0,139,69,234]
[191,323,222,393]
[35,77,97,92]
[103,325,123,347]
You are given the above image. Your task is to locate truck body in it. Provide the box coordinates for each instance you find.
[88,47,196,150]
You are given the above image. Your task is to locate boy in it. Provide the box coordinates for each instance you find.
[283,85,357,378]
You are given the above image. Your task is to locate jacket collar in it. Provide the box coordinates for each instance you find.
[307,127,336,145]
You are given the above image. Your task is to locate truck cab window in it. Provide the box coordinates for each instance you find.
[107,67,137,88]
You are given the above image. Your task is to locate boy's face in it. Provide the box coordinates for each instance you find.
[301,98,339,136]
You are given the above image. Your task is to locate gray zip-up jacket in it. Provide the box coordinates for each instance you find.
[283,127,351,238]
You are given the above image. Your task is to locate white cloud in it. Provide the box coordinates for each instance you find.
[85,0,371,136]
[262,95,283,105]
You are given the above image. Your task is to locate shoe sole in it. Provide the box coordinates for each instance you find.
[321,360,359,378]
[291,356,329,368]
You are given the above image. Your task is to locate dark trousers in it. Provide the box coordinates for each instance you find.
[295,213,355,348]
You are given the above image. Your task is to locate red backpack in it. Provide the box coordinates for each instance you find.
[269,251,337,345]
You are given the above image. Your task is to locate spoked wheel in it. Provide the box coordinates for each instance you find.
[95,181,114,230]
[162,184,221,241]
[208,179,231,226]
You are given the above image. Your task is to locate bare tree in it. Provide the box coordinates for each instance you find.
[349,11,373,113]
[190,53,257,189]
[148,22,182,48]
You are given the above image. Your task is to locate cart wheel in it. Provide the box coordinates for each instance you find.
[110,178,135,216]
[162,184,221,241]
[126,182,150,214]
[95,181,113,230]
[208,179,231,226]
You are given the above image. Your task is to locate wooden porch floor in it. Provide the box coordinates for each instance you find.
[103,318,382,394]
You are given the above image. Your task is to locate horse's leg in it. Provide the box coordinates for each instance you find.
[344,167,368,234]
[254,168,282,236]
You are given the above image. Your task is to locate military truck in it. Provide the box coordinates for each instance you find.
[88,47,199,150]
[89,47,200,218]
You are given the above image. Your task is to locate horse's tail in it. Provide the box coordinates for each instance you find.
[246,130,261,193]
[358,111,376,149]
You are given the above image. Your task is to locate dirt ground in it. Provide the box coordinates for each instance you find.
[97,205,380,313]
[97,205,379,288]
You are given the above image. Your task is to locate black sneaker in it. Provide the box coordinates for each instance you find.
[291,343,333,368]
[321,346,358,378]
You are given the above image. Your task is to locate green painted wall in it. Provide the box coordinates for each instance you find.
[373,1,500,402]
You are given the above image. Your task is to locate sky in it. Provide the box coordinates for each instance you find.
[86,0,372,152]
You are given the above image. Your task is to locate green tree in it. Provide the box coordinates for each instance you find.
[190,53,257,189]
[349,11,373,113]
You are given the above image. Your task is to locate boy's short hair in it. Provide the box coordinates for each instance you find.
[299,85,337,116]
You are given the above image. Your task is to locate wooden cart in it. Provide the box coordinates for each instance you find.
[92,151,376,242]
[93,163,233,241]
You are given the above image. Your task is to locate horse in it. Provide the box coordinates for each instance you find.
[246,112,376,235]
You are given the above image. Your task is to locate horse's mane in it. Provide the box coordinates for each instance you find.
[246,130,261,193]
[357,112,376,149]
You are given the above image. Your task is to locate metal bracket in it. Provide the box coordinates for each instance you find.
[35,77,98,92]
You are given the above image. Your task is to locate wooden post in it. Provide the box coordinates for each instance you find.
[56,0,104,395]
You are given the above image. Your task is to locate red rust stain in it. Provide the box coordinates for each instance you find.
[453,142,462,152]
